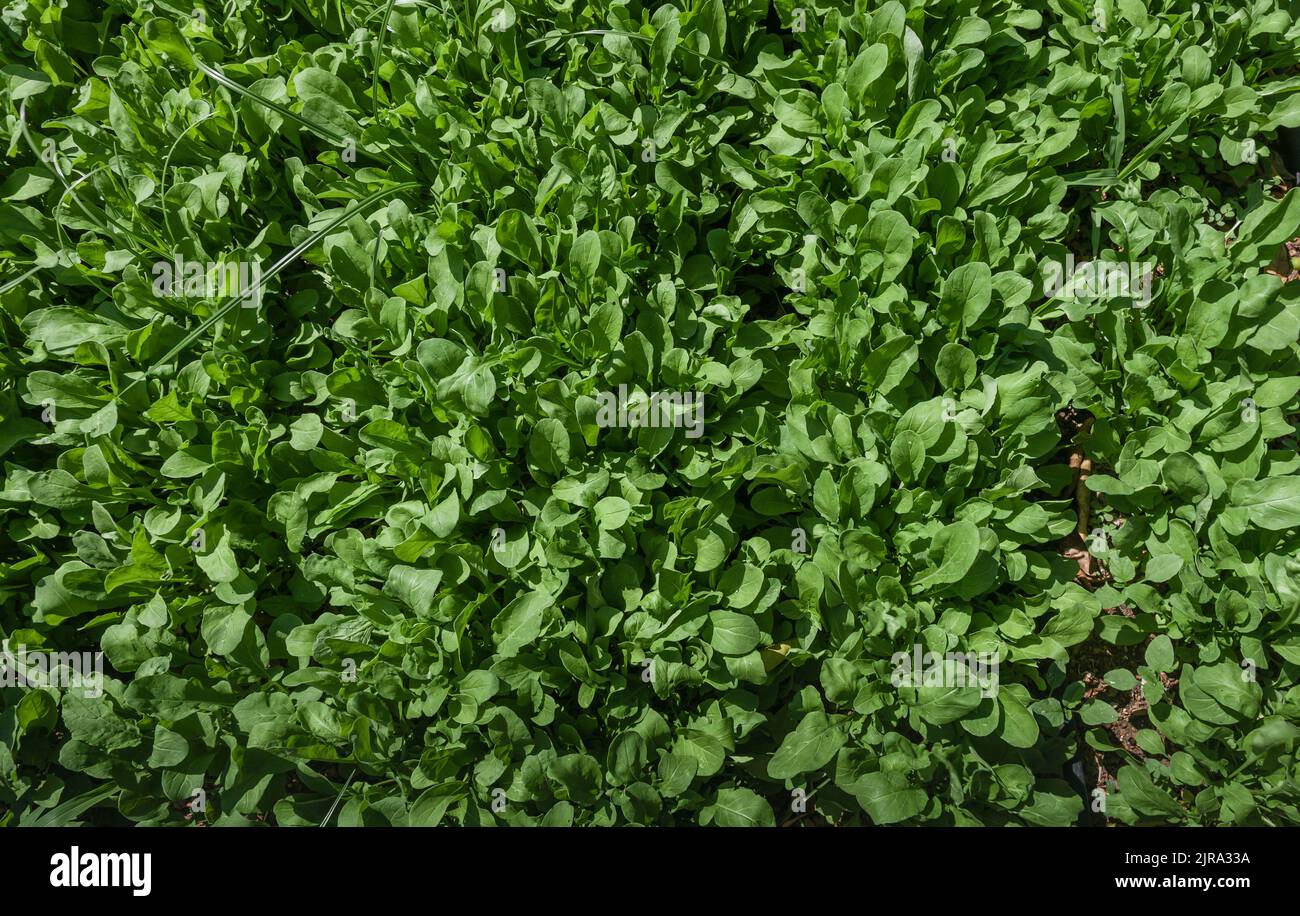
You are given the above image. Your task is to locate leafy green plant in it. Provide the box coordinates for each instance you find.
[1,0,1299,827]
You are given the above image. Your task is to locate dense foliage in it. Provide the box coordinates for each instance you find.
[3,0,1300,826]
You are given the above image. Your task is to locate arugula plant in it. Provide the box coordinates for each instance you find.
[1,0,1299,826]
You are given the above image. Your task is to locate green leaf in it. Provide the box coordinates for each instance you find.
[939,262,992,330]
[1145,635,1175,673]
[915,520,980,589]
[709,610,761,656]
[497,209,546,271]
[707,787,775,827]
[851,772,927,825]
[1230,477,1300,530]
[492,590,550,658]
[767,712,846,780]
[1116,765,1184,819]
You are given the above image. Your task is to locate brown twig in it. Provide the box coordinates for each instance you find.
[1061,414,1097,582]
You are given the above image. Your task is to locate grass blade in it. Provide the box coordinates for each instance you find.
[140,181,418,380]
[370,0,400,116]
[320,769,357,827]
[0,266,41,294]
[1117,116,1188,181]
[195,58,349,144]
[21,783,120,827]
